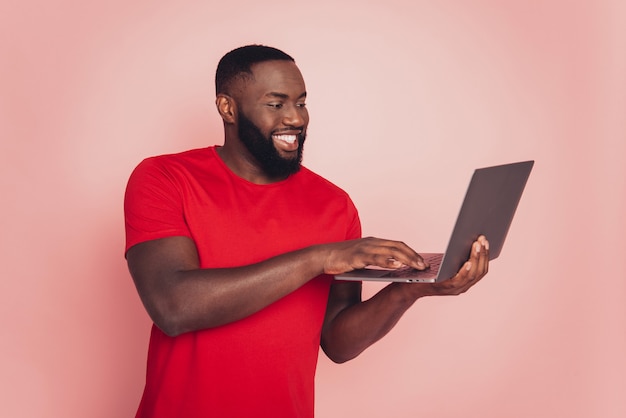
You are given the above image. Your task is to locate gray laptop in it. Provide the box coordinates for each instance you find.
[335,160,534,283]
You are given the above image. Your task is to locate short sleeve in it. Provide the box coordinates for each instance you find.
[124,157,192,254]
[345,197,362,241]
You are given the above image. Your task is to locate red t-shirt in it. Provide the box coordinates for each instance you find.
[124,146,361,418]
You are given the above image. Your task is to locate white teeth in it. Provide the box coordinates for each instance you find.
[274,134,297,144]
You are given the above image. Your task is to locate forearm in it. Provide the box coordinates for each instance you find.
[321,283,428,363]
[134,244,329,336]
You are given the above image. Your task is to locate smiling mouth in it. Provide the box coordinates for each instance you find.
[272,134,298,144]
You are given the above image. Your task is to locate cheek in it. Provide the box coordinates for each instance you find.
[300,111,310,130]
[245,113,276,137]
[256,113,281,133]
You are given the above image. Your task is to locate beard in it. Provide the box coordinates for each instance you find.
[237,111,305,179]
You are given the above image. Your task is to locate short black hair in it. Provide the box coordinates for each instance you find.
[215,45,295,95]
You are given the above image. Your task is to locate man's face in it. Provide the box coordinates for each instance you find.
[235,60,309,179]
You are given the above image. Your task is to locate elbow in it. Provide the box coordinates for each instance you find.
[144,295,226,337]
[321,342,362,364]
[327,354,353,365]
[144,300,191,338]
[144,296,229,336]
[155,318,186,338]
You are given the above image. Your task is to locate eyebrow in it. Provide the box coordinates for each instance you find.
[265,91,307,100]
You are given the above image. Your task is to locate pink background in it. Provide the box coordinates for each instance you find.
[2,1,625,417]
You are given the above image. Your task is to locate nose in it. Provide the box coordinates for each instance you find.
[282,103,308,128]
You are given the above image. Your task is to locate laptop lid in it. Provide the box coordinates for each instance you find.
[335,160,534,283]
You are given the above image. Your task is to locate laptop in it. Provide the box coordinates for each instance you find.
[335,160,534,283]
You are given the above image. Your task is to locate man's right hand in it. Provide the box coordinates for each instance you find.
[319,237,428,275]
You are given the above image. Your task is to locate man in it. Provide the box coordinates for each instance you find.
[124,45,489,418]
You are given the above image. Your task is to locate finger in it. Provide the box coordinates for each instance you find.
[464,239,489,287]
[476,237,489,277]
[368,252,427,271]
[468,236,488,278]
[468,240,487,281]
[370,238,427,270]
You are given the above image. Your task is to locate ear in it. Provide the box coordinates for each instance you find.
[216,94,237,124]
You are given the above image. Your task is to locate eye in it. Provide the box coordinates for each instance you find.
[267,103,283,109]
[297,102,307,108]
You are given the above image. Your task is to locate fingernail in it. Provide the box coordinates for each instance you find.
[466,262,472,271]
[475,242,481,253]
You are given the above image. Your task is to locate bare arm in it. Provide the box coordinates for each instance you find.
[321,236,490,363]
[127,236,427,337]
